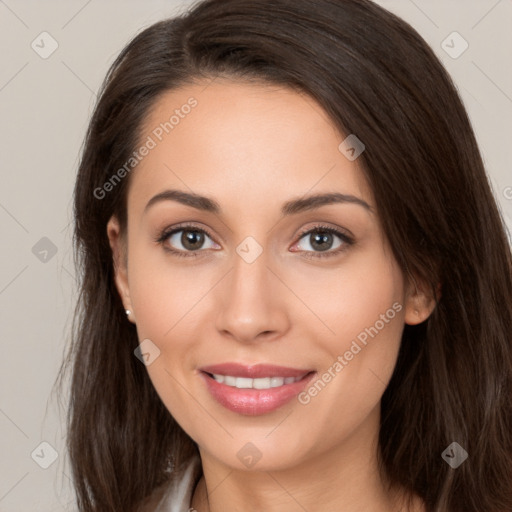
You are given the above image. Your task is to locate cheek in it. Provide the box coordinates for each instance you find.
[126,248,209,439]
[127,241,210,340]
[294,245,405,393]
[331,260,404,358]
[295,250,405,428]
[288,243,405,353]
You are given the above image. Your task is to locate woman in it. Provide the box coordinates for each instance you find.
[57,0,512,510]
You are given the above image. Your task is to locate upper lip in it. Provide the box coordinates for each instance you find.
[199,363,314,379]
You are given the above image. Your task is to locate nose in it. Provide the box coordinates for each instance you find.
[214,249,290,344]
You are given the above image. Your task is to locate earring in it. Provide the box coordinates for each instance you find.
[125,309,131,317]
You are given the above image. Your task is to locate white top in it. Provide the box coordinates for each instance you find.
[154,455,202,512]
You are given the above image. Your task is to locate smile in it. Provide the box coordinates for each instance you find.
[199,363,316,415]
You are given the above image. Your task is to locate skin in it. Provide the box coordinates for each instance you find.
[107,79,435,512]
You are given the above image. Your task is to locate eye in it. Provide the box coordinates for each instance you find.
[155,224,219,258]
[292,225,354,259]
[155,223,354,260]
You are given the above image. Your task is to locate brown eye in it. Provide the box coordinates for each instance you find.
[156,225,220,258]
[179,230,206,251]
[292,227,353,256]
[306,231,336,252]
[293,226,353,258]
[165,228,216,252]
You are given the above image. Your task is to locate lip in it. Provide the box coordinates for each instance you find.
[198,363,316,415]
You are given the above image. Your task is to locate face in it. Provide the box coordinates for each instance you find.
[107,79,433,472]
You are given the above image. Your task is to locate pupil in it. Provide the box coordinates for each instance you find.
[182,230,204,250]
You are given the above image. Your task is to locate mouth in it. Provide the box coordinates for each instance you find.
[199,363,316,415]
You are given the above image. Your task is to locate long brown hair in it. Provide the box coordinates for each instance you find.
[55,0,512,510]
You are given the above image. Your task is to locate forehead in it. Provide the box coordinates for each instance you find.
[127,79,373,216]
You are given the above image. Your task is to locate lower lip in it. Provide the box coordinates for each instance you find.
[200,371,316,415]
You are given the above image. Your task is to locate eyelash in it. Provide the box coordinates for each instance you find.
[155,223,354,260]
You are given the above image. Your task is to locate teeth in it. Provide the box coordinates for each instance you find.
[253,377,270,389]
[224,375,235,386]
[211,374,304,389]
[235,377,253,388]
[270,377,284,387]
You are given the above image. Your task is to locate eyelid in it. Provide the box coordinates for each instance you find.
[294,223,354,244]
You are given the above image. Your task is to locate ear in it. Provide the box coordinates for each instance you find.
[107,215,136,324]
[403,273,441,326]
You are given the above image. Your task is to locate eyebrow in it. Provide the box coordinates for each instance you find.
[143,189,372,216]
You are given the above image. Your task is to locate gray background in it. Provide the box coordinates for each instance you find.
[0,1,511,510]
